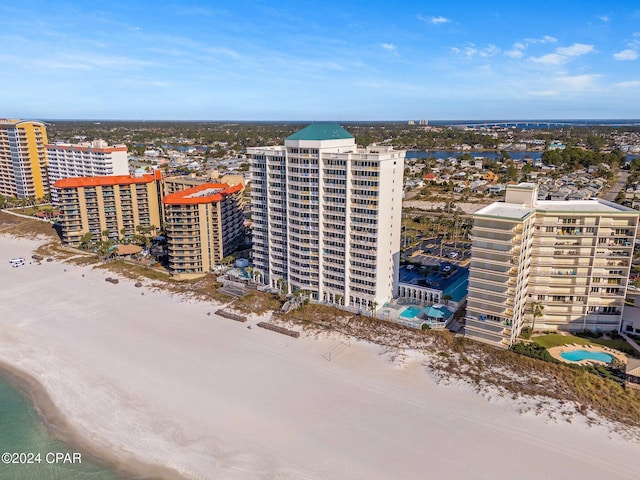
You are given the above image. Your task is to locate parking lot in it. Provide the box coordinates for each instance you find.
[401,236,471,266]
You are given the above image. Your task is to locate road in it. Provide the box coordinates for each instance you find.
[604,171,629,201]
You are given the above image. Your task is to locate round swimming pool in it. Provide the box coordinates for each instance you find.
[560,349,613,363]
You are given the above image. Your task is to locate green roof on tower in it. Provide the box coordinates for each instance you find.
[286,123,354,141]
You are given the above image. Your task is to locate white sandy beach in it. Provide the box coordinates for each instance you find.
[1,234,639,480]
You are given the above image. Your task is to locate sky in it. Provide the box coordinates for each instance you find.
[1,0,640,121]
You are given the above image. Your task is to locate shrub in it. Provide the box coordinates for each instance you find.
[511,342,558,363]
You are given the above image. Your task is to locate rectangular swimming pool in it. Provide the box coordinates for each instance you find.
[400,307,422,319]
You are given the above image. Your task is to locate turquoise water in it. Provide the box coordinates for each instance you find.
[400,307,422,319]
[560,349,614,363]
[0,373,122,480]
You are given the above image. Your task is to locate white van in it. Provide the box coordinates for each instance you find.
[9,257,25,267]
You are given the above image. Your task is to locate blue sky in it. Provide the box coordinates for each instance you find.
[2,1,640,120]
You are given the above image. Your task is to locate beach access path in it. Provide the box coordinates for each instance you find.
[1,235,639,480]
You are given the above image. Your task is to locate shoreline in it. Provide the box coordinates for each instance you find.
[0,359,185,480]
[1,233,640,479]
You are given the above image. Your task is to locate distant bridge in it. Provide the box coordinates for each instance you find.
[454,121,574,129]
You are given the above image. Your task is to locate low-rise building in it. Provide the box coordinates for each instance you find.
[397,264,468,315]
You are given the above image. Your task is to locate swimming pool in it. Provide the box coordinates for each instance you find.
[560,349,613,363]
[400,307,422,319]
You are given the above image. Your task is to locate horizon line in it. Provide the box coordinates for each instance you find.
[32,118,640,124]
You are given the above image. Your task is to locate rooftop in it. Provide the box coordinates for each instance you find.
[535,199,639,214]
[54,171,162,188]
[398,265,469,302]
[162,182,243,205]
[286,123,354,141]
[475,203,535,220]
[476,197,638,219]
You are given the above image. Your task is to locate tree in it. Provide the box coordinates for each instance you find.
[442,294,452,307]
[370,300,378,315]
[609,356,625,371]
[498,149,511,162]
[80,232,93,249]
[529,301,544,334]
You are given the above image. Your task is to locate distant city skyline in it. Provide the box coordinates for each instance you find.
[2,1,640,121]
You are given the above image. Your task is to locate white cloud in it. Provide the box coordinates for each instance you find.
[598,15,610,23]
[555,74,601,90]
[526,75,600,97]
[556,43,594,56]
[480,45,500,57]
[381,43,396,51]
[529,43,594,65]
[451,43,498,59]
[451,44,476,58]
[530,53,567,65]
[613,49,638,60]
[417,14,451,25]
[34,53,156,71]
[615,80,640,88]
[203,46,241,59]
[506,36,556,59]
[528,90,559,97]
[524,36,557,45]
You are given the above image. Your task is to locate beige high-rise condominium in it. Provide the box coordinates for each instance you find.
[465,183,639,347]
[54,171,163,246]
[162,182,245,279]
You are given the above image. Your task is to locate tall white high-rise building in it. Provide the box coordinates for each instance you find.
[465,183,639,347]
[47,139,129,204]
[247,123,405,311]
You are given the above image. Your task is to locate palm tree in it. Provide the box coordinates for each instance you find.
[370,300,378,316]
[442,294,452,308]
[529,301,544,334]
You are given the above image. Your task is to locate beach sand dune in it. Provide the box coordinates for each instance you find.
[1,235,639,480]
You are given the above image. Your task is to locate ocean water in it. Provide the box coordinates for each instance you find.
[0,373,122,480]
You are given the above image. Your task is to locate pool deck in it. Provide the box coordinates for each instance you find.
[548,344,627,366]
[379,299,452,330]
